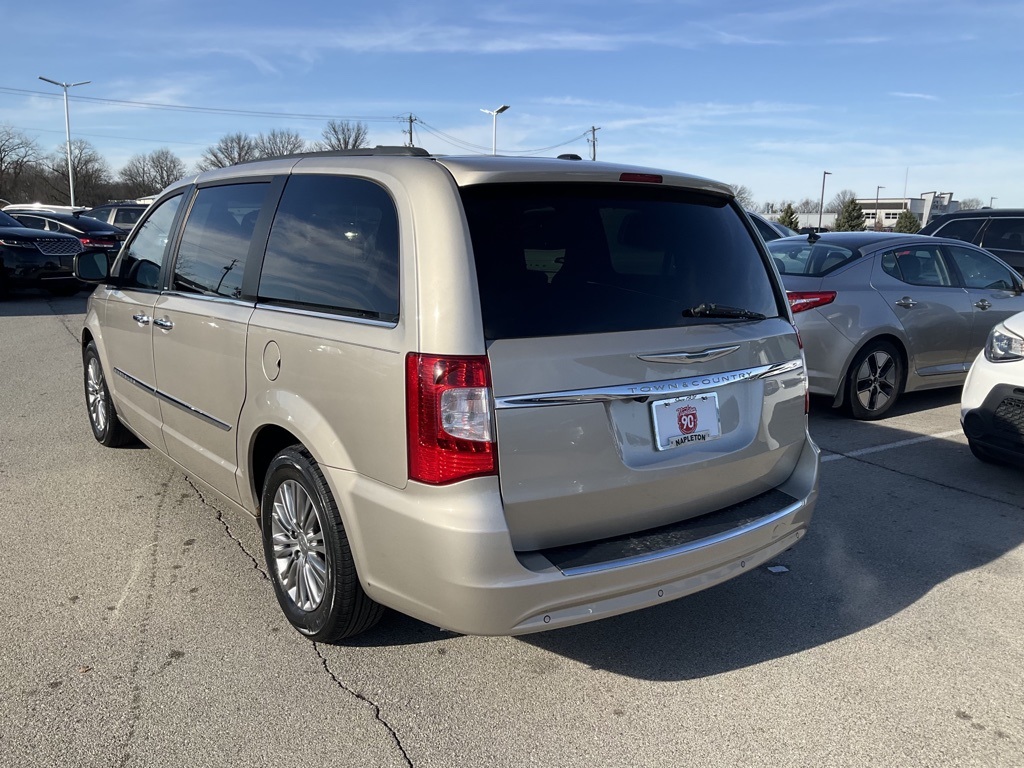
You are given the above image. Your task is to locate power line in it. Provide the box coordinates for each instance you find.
[0,85,398,123]
[3,86,594,157]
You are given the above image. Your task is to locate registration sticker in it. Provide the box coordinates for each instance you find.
[651,392,721,451]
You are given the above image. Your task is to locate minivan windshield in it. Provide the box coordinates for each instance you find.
[461,183,780,339]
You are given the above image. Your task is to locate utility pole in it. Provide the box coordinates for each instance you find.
[404,114,417,147]
[587,126,601,161]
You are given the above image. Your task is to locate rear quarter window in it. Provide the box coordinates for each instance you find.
[461,183,780,339]
[767,241,858,276]
[257,175,400,322]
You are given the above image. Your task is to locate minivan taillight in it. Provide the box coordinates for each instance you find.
[787,291,837,313]
[406,353,496,485]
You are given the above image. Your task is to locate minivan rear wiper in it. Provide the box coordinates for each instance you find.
[681,303,766,321]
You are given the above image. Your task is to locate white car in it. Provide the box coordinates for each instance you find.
[961,309,1024,465]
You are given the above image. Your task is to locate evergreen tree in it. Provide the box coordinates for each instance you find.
[833,198,866,231]
[778,203,799,231]
[892,209,920,234]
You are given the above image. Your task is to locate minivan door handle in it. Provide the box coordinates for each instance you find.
[132,313,151,326]
[974,299,992,310]
[895,297,917,308]
[153,317,174,330]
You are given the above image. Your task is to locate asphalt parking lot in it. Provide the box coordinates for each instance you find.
[2,292,1022,767]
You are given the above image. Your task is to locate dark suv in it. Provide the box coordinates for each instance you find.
[0,209,85,295]
[84,202,149,231]
[920,209,1024,272]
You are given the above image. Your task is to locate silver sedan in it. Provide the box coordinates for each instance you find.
[767,231,1024,419]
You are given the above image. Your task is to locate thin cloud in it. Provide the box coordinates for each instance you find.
[889,92,940,101]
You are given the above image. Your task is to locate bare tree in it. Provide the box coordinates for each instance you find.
[45,139,112,205]
[317,120,370,151]
[795,197,820,214]
[0,125,41,203]
[119,148,187,198]
[197,132,259,171]
[959,197,983,210]
[254,129,307,159]
[730,184,756,210]
[826,189,858,214]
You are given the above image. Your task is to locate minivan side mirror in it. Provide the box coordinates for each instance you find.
[74,250,112,283]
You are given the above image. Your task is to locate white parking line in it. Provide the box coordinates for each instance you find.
[820,429,963,462]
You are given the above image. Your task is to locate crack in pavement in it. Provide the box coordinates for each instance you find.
[45,298,84,343]
[183,477,268,580]
[313,642,414,768]
[116,470,173,768]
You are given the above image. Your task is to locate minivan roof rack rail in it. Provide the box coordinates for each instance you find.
[234,146,432,166]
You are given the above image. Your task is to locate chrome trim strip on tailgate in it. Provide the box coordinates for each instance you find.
[114,368,232,431]
[494,359,804,409]
[557,502,801,576]
[636,345,740,364]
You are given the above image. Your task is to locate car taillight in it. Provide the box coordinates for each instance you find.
[787,291,837,313]
[406,353,496,485]
[619,172,663,184]
[79,237,116,248]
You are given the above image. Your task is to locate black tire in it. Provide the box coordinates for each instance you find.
[968,439,1000,465]
[261,446,384,642]
[846,340,904,420]
[83,341,134,447]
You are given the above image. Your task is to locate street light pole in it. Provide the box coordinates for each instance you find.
[990,197,998,208]
[875,185,885,230]
[818,171,832,230]
[39,76,90,207]
[480,104,510,156]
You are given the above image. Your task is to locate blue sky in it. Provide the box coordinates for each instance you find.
[3,0,1021,207]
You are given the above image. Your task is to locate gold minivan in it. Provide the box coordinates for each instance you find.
[76,148,819,641]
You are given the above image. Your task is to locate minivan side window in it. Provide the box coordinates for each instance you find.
[172,183,267,298]
[117,194,183,290]
[258,175,400,321]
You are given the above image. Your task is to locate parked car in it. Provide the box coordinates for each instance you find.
[961,310,1024,465]
[3,202,88,215]
[84,201,150,231]
[747,210,799,241]
[75,147,820,641]
[920,209,1024,273]
[767,231,1024,419]
[0,209,85,296]
[5,208,128,258]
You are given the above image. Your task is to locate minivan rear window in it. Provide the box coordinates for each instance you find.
[460,183,780,339]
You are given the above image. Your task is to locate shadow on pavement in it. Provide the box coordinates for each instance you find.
[0,289,89,317]
[514,412,1023,680]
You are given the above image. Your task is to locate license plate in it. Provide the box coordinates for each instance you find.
[651,392,721,451]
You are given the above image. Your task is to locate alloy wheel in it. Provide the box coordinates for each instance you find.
[86,357,108,435]
[854,350,897,413]
[270,479,328,612]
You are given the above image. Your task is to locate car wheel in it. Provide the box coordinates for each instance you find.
[84,341,134,447]
[261,446,384,641]
[846,340,903,420]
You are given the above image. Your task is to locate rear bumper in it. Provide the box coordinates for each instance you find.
[326,436,819,636]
